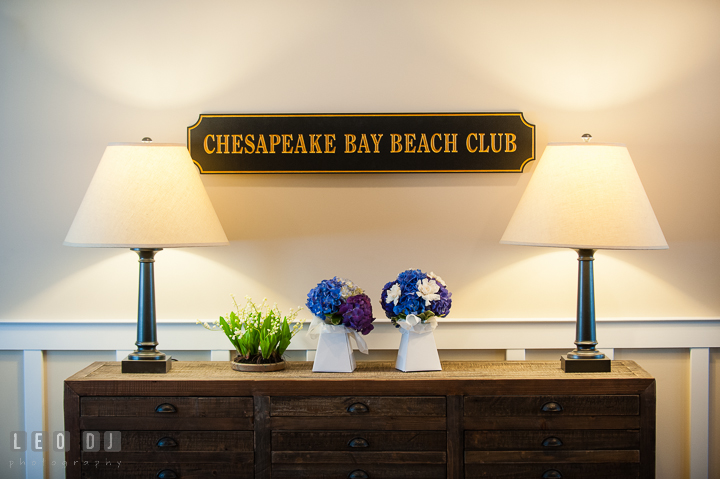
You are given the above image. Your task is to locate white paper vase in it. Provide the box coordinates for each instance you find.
[312,324,356,373]
[395,315,442,372]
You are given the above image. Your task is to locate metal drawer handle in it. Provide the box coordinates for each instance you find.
[154,403,177,414]
[348,470,369,479]
[347,403,369,414]
[348,437,369,448]
[541,401,563,413]
[156,437,178,448]
[542,470,562,479]
[541,436,563,447]
[156,470,178,479]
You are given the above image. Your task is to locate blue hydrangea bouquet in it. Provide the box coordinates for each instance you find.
[306,277,375,372]
[380,269,451,371]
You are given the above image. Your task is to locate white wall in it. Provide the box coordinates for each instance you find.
[1,1,719,478]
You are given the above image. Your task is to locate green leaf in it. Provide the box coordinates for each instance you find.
[277,319,292,356]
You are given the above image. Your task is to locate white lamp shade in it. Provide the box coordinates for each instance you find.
[500,142,667,250]
[64,142,228,248]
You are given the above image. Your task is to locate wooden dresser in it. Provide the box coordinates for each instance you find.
[64,360,655,479]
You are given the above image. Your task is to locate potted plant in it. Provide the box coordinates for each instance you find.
[380,269,452,372]
[198,295,305,371]
[306,277,375,372]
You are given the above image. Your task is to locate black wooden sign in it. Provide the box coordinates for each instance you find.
[187,113,535,173]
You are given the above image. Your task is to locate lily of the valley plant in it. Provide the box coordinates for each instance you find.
[199,295,305,364]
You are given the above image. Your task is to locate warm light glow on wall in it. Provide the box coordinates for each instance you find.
[422,1,720,110]
[2,1,318,108]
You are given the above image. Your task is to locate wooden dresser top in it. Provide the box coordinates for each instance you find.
[66,360,654,397]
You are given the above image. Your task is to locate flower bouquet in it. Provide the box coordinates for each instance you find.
[380,269,451,372]
[306,277,375,372]
[198,295,304,371]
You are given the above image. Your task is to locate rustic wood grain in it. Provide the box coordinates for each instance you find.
[254,395,272,479]
[86,430,253,452]
[464,394,639,416]
[465,463,640,479]
[270,396,445,417]
[465,449,640,463]
[81,396,253,417]
[272,431,446,451]
[79,462,253,479]
[272,450,446,464]
[463,415,641,430]
[465,429,640,450]
[64,360,655,479]
[271,463,447,479]
[446,394,463,479]
[63,382,82,479]
[639,380,657,479]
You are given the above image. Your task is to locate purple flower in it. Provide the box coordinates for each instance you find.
[429,283,452,317]
[338,294,375,335]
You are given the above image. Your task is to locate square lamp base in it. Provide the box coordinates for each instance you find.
[121,357,173,374]
[561,355,611,373]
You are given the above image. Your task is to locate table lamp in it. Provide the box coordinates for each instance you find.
[64,139,228,373]
[500,135,668,372]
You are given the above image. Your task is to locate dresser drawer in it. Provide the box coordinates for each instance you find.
[80,462,253,479]
[273,430,446,451]
[465,462,640,478]
[271,396,446,417]
[81,397,253,418]
[465,430,640,450]
[272,462,446,479]
[464,395,639,417]
[84,430,253,453]
[79,397,254,430]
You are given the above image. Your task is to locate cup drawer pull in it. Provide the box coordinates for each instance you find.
[347,403,369,414]
[154,403,177,414]
[156,470,178,479]
[348,437,369,448]
[156,437,178,448]
[348,470,369,479]
[542,436,563,447]
[541,401,563,413]
[542,470,562,479]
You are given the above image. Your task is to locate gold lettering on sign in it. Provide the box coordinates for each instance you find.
[404,133,416,153]
[256,134,268,154]
[490,133,502,153]
[245,134,255,154]
[371,133,383,153]
[217,134,230,154]
[232,135,243,154]
[204,135,216,154]
[294,134,307,153]
[417,134,430,153]
[444,133,458,153]
[505,133,517,153]
[344,134,357,154]
[357,134,371,154]
[310,134,322,153]
[324,134,336,154]
[282,134,293,154]
[431,133,442,153]
[390,134,402,153]
[268,134,281,154]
